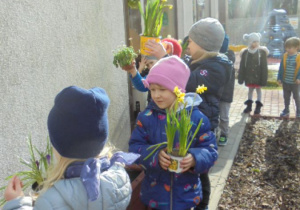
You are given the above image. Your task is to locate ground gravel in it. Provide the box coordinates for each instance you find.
[218,118,300,209]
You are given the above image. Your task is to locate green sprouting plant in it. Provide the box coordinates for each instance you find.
[0,136,53,207]
[180,38,189,58]
[138,0,173,37]
[113,45,137,68]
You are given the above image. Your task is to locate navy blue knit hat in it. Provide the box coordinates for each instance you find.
[220,34,229,53]
[47,86,110,159]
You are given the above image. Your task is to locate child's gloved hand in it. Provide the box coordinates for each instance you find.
[180,153,196,173]
[158,148,171,170]
[277,80,282,85]
[296,79,300,85]
[4,176,24,201]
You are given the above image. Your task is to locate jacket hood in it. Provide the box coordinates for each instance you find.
[178,92,202,110]
[240,46,269,56]
[44,164,131,210]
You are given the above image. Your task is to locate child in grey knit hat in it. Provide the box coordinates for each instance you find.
[185,18,232,129]
[186,17,233,210]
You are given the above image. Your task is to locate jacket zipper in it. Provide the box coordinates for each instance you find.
[170,173,173,210]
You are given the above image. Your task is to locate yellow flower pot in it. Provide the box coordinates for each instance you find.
[140,35,160,55]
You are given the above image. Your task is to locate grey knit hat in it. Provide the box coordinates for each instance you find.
[189,18,225,52]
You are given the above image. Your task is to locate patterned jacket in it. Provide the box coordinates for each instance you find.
[129,93,218,210]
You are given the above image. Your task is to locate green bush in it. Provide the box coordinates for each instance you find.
[264,69,281,89]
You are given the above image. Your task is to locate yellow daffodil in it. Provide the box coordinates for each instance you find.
[178,93,185,98]
[173,86,181,95]
[177,96,184,103]
[173,86,185,103]
[196,85,208,94]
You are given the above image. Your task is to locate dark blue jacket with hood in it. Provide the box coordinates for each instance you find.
[186,54,232,129]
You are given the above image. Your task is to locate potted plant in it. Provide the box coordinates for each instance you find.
[143,85,208,173]
[113,45,138,70]
[138,0,173,55]
[0,136,53,207]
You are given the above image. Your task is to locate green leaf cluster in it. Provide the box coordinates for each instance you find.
[166,101,203,157]
[113,45,137,68]
[0,136,53,207]
[180,39,189,58]
[138,0,173,37]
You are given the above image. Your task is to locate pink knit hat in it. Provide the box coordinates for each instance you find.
[142,56,190,92]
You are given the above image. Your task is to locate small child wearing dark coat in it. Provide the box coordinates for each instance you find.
[238,33,269,115]
[218,34,236,146]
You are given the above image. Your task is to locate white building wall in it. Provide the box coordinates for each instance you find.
[0,1,131,189]
[177,0,194,39]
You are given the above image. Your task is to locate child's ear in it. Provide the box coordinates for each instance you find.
[162,42,173,55]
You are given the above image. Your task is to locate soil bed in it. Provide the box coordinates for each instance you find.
[218,118,300,209]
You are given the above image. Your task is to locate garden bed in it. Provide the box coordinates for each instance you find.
[218,118,300,209]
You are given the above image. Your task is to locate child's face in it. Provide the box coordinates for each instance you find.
[285,46,298,56]
[146,59,157,70]
[149,84,176,109]
[250,41,259,49]
[187,38,205,59]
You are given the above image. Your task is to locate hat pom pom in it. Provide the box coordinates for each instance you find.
[243,34,249,41]
[142,79,150,88]
[257,33,261,39]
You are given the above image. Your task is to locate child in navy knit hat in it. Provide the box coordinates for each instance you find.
[129,56,218,210]
[3,86,139,210]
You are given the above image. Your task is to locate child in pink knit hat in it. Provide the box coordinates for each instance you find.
[129,55,218,210]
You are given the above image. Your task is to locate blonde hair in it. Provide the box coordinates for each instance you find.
[40,143,116,193]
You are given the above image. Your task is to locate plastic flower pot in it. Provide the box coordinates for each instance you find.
[168,150,186,173]
[140,35,160,55]
[122,63,134,71]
